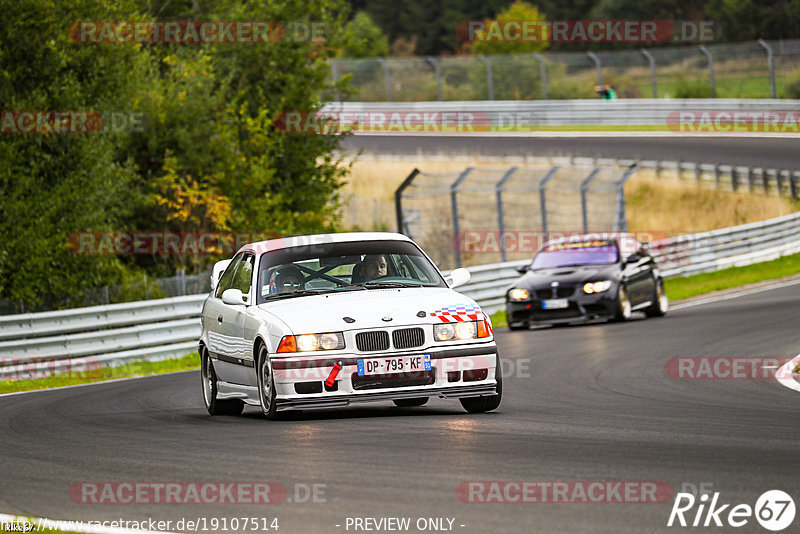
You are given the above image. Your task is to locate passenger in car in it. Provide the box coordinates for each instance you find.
[360,254,388,281]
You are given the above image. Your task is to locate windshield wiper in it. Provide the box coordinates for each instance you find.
[360,281,424,289]
[262,288,354,301]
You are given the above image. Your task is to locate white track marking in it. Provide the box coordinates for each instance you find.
[776,354,800,394]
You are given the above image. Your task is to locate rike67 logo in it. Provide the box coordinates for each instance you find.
[668,490,795,531]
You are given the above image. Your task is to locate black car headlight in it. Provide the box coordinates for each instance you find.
[508,288,531,301]
[583,280,613,294]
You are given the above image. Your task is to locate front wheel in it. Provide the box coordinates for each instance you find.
[460,355,503,414]
[257,345,279,420]
[645,278,669,317]
[201,348,244,416]
[613,284,632,322]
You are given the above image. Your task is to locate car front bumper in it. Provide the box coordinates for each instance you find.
[271,344,499,411]
[506,292,617,326]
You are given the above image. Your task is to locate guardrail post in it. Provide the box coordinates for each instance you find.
[640,49,657,98]
[758,40,776,99]
[533,53,548,99]
[791,171,798,199]
[538,166,559,236]
[496,167,519,262]
[762,169,770,194]
[450,168,474,268]
[777,169,785,196]
[425,56,443,101]
[177,269,186,296]
[731,167,739,192]
[394,168,420,235]
[613,165,638,232]
[478,55,494,100]
[694,162,702,184]
[698,46,716,97]
[714,163,721,189]
[580,168,601,233]
[587,51,602,85]
[747,167,755,193]
[376,58,392,102]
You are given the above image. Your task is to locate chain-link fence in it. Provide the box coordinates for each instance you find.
[395,164,637,271]
[332,39,800,101]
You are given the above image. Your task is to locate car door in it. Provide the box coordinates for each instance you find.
[622,248,654,306]
[214,253,256,385]
[204,253,243,362]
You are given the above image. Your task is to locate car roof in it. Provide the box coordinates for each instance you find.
[542,232,641,256]
[238,232,414,255]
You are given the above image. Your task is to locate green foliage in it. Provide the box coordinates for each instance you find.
[671,76,712,98]
[783,68,800,99]
[339,11,390,58]
[1,0,354,308]
[705,0,800,42]
[470,1,548,55]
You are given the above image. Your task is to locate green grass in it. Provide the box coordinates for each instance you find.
[0,353,199,395]
[664,252,800,301]
[490,251,800,328]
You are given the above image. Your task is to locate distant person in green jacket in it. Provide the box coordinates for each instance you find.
[594,84,617,99]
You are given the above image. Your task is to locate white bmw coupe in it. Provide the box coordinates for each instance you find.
[199,232,501,419]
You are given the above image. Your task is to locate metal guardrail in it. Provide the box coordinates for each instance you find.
[322,99,800,127]
[1,210,799,378]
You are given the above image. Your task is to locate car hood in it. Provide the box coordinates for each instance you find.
[256,287,480,333]
[515,264,620,289]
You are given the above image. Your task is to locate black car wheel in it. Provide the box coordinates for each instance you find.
[460,356,503,413]
[393,397,429,407]
[508,322,528,331]
[645,278,669,317]
[201,347,244,416]
[257,344,280,420]
[613,284,632,322]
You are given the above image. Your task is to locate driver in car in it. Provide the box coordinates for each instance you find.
[362,254,387,280]
[269,264,304,294]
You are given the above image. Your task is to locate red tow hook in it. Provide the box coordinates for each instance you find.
[325,361,343,388]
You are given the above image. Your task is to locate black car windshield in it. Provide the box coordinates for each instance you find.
[531,240,619,269]
[257,239,446,303]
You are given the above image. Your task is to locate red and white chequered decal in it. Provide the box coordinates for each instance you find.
[430,304,482,323]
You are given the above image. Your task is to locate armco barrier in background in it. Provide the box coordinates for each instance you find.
[1,210,799,376]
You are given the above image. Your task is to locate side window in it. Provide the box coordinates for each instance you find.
[215,254,243,298]
[232,254,255,295]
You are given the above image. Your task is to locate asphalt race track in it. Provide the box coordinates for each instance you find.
[1,283,799,533]
[342,135,800,170]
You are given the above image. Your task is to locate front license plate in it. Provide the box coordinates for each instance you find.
[542,298,569,309]
[357,354,432,376]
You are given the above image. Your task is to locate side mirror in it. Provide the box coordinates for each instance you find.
[221,288,248,306]
[445,268,471,289]
[625,253,643,264]
[211,259,232,291]
[515,265,529,274]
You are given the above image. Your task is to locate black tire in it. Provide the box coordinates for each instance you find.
[257,344,279,420]
[201,348,244,416]
[460,355,503,414]
[612,283,632,322]
[645,278,669,317]
[393,397,429,407]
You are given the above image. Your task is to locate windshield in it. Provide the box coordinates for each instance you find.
[531,240,619,269]
[256,239,446,303]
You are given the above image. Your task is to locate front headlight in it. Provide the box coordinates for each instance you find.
[434,321,489,341]
[583,280,613,294]
[277,332,345,353]
[508,288,530,301]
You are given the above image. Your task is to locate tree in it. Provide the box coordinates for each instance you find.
[339,11,389,58]
[469,0,549,55]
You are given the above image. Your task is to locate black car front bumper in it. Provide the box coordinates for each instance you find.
[507,293,618,326]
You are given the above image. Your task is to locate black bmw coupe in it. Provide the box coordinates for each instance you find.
[506,234,668,329]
